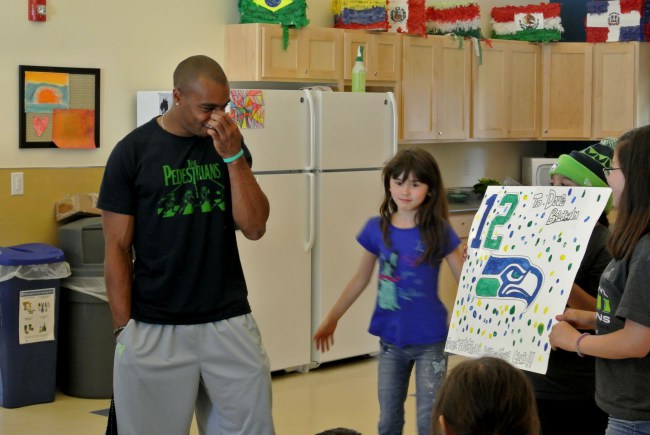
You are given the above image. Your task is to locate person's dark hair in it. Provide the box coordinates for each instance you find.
[607,125,650,260]
[432,357,540,435]
[379,148,448,266]
[315,428,362,435]
[173,55,228,91]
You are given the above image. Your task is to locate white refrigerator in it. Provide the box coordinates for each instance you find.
[136,89,397,371]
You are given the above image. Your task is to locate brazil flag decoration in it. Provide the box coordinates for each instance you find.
[238,0,310,49]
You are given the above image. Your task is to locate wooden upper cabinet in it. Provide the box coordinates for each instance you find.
[343,31,401,82]
[541,41,650,139]
[401,35,471,141]
[224,24,342,82]
[472,40,541,139]
[592,42,650,138]
[541,43,593,138]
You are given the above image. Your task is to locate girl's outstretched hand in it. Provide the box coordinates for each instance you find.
[313,320,337,352]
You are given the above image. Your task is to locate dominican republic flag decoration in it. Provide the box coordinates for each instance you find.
[491,3,564,42]
[333,0,389,30]
[425,1,482,38]
[387,0,427,35]
[585,0,649,42]
[239,0,310,48]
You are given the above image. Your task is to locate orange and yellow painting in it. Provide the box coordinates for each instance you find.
[20,66,99,149]
[24,71,70,112]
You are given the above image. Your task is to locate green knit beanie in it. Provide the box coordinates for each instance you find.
[549,137,617,213]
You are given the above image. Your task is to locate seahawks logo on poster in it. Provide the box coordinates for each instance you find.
[475,255,544,309]
[253,0,293,12]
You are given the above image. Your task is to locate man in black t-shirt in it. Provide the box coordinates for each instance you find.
[98,55,273,435]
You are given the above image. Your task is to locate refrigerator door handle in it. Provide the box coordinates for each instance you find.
[387,91,398,157]
[304,90,316,171]
[305,172,315,252]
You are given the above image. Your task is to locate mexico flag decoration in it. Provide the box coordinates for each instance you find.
[585,0,648,42]
[387,0,426,35]
[333,0,389,30]
[491,3,564,42]
[425,1,482,39]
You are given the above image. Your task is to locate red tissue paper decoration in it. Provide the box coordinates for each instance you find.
[387,0,427,35]
[585,0,650,42]
[425,1,482,38]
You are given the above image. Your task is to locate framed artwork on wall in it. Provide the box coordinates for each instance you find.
[19,65,100,149]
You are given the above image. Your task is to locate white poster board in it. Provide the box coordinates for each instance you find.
[445,186,610,374]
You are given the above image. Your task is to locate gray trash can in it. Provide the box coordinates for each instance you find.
[57,273,113,399]
[56,217,113,399]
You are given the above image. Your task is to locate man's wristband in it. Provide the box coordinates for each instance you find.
[113,325,127,336]
[223,149,244,164]
[576,332,590,357]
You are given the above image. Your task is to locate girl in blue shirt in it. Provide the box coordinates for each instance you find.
[314,148,463,435]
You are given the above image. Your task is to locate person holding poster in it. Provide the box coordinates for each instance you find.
[313,148,464,435]
[527,139,616,434]
[550,125,650,435]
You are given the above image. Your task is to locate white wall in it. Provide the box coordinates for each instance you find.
[1,0,243,168]
[1,0,544,173]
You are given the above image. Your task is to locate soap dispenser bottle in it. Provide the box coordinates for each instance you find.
[351,45,366,92]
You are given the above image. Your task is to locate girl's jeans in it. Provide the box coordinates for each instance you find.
[606,417,650,435]
[377,339,447,435]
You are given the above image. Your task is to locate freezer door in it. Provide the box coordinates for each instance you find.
[313,91,397,170]
[233,89,311,172]
[236,173,312,372]
[312,170,383,364]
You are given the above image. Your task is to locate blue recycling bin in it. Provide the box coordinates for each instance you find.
[0,243,70,408]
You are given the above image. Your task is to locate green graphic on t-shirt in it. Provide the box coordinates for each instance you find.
[156,159,226,218]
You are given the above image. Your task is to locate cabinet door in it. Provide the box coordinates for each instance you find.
[472,41,509,138]
[508,43,541,138]
[592,42,637,138]
[344,31,400,82]
[438,37,471,140]
[401,35,470,141]
[303,27,342,80]
[261,25,301,79]
[542,43,593,138]
[401,35,437,140]
[374,33,401,81]
[344,31,372,80]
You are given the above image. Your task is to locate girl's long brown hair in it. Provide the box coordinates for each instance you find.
[379,148,448,266]
[432,357,540,435]
[607,125,650,260]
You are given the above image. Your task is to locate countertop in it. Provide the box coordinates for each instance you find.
[449,196,482,214]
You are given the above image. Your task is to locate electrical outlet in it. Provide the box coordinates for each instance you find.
[11,172,24,195]
[463,159,471,177]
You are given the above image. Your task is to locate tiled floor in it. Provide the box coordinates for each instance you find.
[0,355,466,434]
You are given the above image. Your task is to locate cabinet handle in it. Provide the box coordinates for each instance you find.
[374,72,378,77]
[304,68,308,74]
[438,131,443,135]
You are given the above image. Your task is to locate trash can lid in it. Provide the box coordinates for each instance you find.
[0,243,65,266]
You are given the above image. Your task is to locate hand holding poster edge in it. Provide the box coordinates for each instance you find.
[445,185,610,374]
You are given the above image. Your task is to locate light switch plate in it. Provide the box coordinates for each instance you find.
[11,172,24,195]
